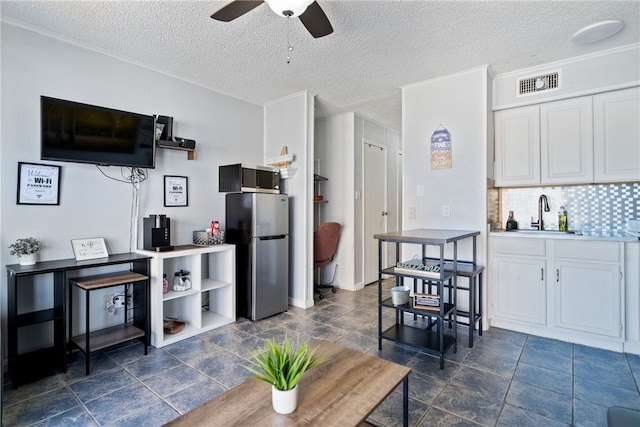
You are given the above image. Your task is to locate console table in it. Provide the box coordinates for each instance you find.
[165,340,411,427]
[6,253,150,387]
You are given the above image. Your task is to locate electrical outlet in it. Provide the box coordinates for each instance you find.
[112,295,125,308]
[442,205,451,217]
[417,185,424,196]
[409,207,416,219]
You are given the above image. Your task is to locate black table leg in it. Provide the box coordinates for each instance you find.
[403,375,409,427]
[85,288,90,375]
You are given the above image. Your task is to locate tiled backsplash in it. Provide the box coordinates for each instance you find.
[493,183,639,233]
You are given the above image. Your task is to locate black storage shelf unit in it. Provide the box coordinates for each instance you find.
[381,324,456,355]
[381,267,455,283]
[380,298,456,317]
[374,229,480,370]
[69,270,150,375]
[17,307,64,327]
[421,256,485,347]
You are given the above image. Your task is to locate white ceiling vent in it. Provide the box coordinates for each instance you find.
[517,71,560,97]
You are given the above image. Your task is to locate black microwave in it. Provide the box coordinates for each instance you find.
[219,164,281,194]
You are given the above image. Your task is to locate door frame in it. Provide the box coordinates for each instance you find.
[362,139,388,285]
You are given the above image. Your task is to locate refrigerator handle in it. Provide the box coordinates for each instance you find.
[258,235,287,241]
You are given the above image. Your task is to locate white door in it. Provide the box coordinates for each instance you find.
[363,141,387,285]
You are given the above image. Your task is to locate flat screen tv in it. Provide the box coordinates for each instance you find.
[41,96,155,168]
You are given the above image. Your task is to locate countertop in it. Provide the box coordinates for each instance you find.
[374,229,480,244]
[490,229,639,243]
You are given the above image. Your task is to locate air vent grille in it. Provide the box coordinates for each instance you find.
[517,71,560,96]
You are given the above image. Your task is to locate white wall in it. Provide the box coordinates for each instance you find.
[1,23,263,354]
[264,92,314,308]
[402,66,489,267]
[314,112,401,291]
[493,43,640,110]
[314,112,355,290]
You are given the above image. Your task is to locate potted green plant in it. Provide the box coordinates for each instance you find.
[243,335,325,414]
[8,237,43,265]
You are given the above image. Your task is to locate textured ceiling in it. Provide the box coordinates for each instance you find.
[2,1,639,130]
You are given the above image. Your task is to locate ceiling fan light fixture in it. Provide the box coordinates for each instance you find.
[571,19,624,44]
[266,0,314,17]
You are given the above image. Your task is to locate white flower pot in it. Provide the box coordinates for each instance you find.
[272,384,298,414]
[19,253,37,266]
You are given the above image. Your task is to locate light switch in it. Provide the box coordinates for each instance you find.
[442,205,451,217]
[417,185,424,196]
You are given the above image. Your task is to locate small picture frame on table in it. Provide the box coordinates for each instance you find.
[71,238,109,261]
[164,175,188,207]
[17,162,61,205]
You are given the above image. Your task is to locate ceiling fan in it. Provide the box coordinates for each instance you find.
[211,0,333,38]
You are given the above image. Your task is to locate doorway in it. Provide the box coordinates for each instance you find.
[363,140,387,285]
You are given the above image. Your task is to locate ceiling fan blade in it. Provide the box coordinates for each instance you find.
[211,0,264,22]
[298,1,333,38]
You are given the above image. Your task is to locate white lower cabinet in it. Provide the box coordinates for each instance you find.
[492,256,546,325]
[553,260,621,337]
[138,245,236,348]
[490,236,625,349]
[552,240,623,339]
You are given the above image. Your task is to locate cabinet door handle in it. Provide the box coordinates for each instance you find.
[556,269,559,282]
[541,268,544,281]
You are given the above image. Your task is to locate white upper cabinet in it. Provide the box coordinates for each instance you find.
[541,97,594,184]
[495,105,540,186]
[495,87,639,187]
[593,87,640,183]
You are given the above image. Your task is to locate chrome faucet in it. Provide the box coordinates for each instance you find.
[531,194,551,230]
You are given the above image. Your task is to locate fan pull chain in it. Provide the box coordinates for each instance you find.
[286,16,294,64]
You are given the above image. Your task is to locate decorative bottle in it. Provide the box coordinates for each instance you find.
[558,207,568,231]
[506,211,518,230]
[162,274,169,294]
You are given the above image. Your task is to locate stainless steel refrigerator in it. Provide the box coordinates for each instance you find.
[225,193,289,320]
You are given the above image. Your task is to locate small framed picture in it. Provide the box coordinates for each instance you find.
[164,175,188,207]
[71,238,109,261]
[17,162,61,205]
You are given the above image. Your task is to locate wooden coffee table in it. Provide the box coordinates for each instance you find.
[165,340,411,427]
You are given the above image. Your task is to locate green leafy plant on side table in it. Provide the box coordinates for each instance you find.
[8,237,43,265]
[243,335,325,414]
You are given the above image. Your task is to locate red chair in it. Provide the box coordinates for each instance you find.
[314,222,341,299]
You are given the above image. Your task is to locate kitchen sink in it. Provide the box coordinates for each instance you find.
[504,229,581,235]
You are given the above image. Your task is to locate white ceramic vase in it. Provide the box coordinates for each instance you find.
[19,253,37,266]
[272,384,298,414]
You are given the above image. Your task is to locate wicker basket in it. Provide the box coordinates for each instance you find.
[193,230,225,245]
[163,320,185,334]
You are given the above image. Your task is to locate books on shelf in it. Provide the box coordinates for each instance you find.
[412,293,441,311]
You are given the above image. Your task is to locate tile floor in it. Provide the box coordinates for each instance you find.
[3,280,640,426]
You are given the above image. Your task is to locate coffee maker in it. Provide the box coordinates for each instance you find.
[143,214,174,251]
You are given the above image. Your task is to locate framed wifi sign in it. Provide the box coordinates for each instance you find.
[17,162,61,205]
